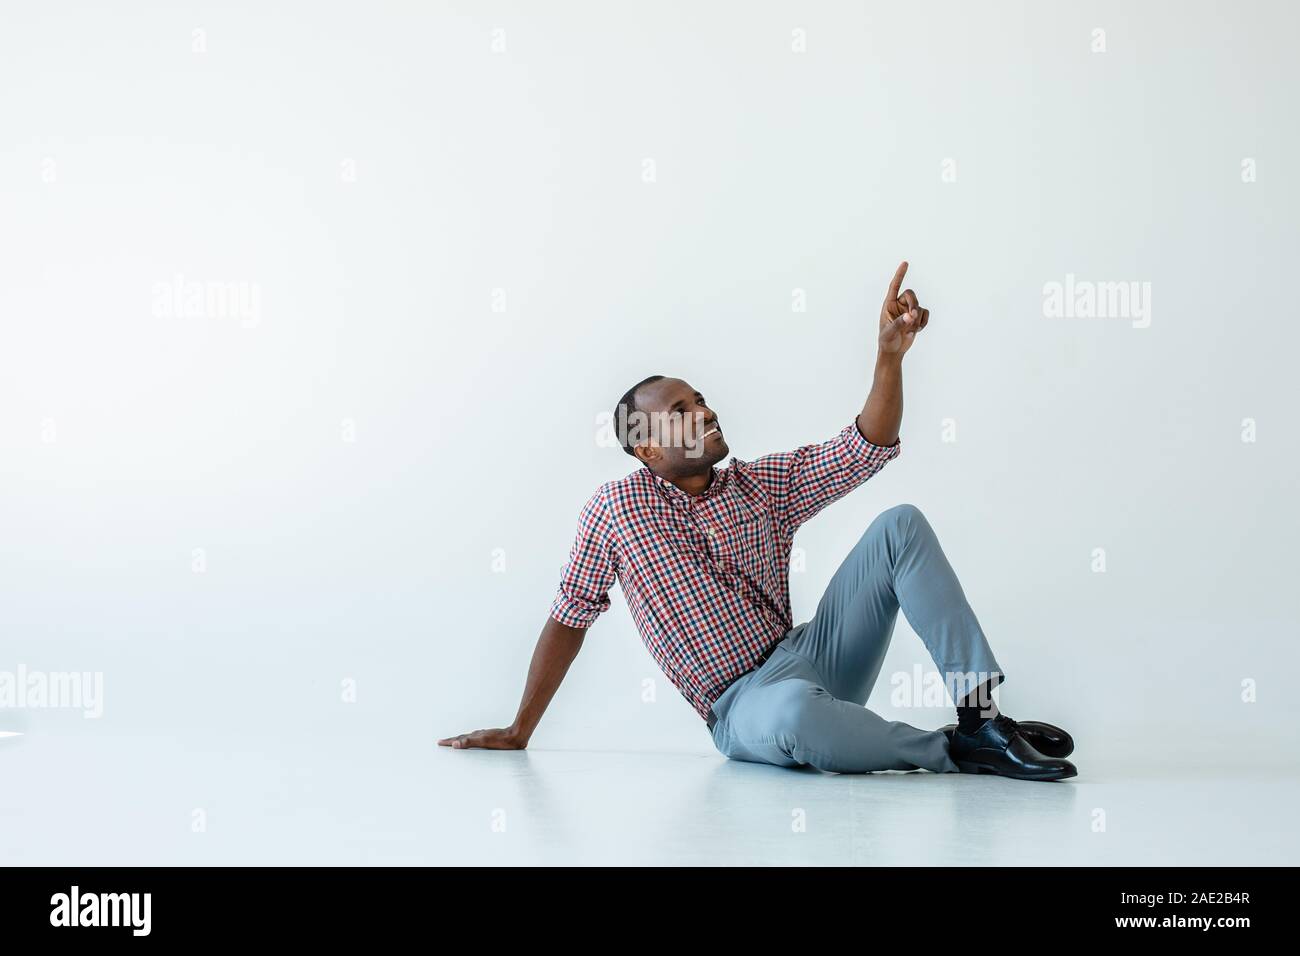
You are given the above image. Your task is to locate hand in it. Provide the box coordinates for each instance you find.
[878,261,930,357]
[437,727,528,750]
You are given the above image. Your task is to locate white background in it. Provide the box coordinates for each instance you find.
[1,1,1297,862]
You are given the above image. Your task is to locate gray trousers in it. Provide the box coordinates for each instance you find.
[707,504,1003,774]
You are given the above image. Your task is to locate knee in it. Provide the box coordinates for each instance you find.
[883,503,924,525]
[864,503,926,541]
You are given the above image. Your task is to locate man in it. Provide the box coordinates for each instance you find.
[440,263,1077,781]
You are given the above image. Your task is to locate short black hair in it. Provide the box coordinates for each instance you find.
[614,374,665,457]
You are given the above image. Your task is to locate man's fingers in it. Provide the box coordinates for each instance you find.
[882,299,928,350]
[439,728,522,750]
[886,261,908,301]
[900,289,919,313]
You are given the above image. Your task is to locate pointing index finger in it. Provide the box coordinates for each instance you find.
[887,261,908,301]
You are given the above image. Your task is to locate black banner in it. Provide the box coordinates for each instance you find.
[0,866,1282,943]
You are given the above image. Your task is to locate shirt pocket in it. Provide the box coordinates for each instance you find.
[717,501,778,575]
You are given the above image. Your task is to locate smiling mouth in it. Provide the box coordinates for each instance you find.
[702,427,721,440]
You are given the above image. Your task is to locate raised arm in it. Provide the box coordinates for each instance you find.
[745,261,928,533]
[857,260,929,446]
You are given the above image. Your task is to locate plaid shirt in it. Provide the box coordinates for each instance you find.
[550,421,901,720]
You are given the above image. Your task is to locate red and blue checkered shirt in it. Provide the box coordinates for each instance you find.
[550,421,901,720]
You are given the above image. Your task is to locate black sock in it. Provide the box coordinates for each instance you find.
[955,679,999,734]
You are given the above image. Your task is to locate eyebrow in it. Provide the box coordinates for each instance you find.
[669,392,704,413]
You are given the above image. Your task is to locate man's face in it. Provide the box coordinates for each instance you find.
[629,377,729,475]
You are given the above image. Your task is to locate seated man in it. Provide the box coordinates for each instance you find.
[440,262,1076,781]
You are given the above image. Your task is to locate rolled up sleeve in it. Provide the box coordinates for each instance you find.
[549,487,618,629]
[746,421,900,533]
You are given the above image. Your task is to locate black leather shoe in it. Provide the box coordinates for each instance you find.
[947,714,1077,781]
[940,718,1074,759]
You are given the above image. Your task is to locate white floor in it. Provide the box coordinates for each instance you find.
[2,732,1295,866]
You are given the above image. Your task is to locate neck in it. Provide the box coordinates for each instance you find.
[665,467,714,497]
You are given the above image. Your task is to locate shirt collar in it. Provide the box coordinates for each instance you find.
[647,464,729,504]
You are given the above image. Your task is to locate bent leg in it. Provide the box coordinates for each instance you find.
[786,503,1003,706]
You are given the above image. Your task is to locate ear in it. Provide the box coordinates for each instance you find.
[632,442,660,467]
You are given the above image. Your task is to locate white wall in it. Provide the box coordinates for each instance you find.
[1,0,1296,767]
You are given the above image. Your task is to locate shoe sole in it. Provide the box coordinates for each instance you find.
[954,759,1077,782]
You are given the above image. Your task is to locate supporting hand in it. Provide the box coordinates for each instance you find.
[437,727,528,750]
